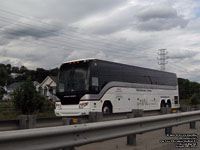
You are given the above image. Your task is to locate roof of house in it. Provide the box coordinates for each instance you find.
[10,73,23,79]
[49,76,58,83]
[38,76,58,88]
[6,82,21,91]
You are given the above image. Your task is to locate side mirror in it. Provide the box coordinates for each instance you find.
[92,77,99,87]
[92,77,99,92]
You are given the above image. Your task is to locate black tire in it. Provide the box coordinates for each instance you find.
[102,103,112,115]
[160,101,166,108]
[166,101,171,108]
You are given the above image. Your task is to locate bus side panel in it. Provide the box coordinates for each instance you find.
[100,85,179,113]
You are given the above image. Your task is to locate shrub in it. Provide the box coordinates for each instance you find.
[12,81,46,115]
[190,93,200,105]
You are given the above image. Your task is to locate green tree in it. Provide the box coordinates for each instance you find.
[12,80,46,114]
[6,64,11,73]
[12,66,20,73]
[178,78,200,106]
[20,66,27,73]
[35,68,49,82]
[0,65,9,86]
[190,93,200,105]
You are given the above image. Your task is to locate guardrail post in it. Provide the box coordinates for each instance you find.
[19,115,27,129]
[62,118,81,150]
[196,105,200,110]
[180,106,196,129]
[27,115,36,129]
[164,108,172,135]
[19,115,37,129]
[181,106,191,112]
[89,112,103,122]
[127,109,143,146]
[190,108,196,129]
[62,118,81,125]
[160,107,166,114]
[190,121,196,129]
[62,118,73,125]
[161,107,171,114]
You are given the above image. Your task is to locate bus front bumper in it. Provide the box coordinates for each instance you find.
[54,108,90,116]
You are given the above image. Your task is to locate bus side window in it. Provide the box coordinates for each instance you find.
[174,96,179,104]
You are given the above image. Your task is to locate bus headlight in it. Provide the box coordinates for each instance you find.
[55,103,62,110]
[79,102,88,109]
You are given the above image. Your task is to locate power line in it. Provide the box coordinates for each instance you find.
[0,7,193,70]
[0,32,158,65]
[0,8,156,53]
[0,26,191,74]
[0,14,162,61]
[0,7,197,76]
[0,16,157,59]
[0,7,196,63]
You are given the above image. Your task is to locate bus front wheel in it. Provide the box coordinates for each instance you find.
[102,102,112,115]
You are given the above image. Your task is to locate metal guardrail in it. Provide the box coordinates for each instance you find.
[0,110,161,131]
[0,110,200,150]
[0,117,63,131]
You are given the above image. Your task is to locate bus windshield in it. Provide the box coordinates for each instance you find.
[58,63,89,92]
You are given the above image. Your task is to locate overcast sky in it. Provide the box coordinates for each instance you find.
[0,0,200,81]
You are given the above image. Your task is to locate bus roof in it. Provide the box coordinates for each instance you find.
[60,58,175,75]
[61,58,94,64]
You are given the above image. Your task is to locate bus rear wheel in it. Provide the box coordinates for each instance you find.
[166,101,171,108]
[102,102,112,115]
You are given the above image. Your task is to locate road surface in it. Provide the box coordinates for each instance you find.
[76,121,200,150]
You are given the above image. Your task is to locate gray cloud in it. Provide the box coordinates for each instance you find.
[0,0,200,82]
[0,57,23,67]
[137,7,178,21]
[169,50,199,60]
[73,6,138,34]
[24,54,44,61]
[136,7,188,31]
[0,38,10,45]
[1,21,62,40]
[1,0,128,24]
[75,6,188,35]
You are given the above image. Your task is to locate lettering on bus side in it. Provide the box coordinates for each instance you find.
[136,89,152,92]
[116,88,122,92]
[137,98,146,106]
[160,96,170,98]
[136,89,146,92]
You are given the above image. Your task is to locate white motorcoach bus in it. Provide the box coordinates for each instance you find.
[55,59,179,116]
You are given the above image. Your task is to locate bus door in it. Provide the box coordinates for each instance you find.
[115,87,125,112]
[136,89,146,110]
[115,87,133,112]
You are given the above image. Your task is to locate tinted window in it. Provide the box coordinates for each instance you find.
[58,63,89,92]
[71,65,89,91]
[94,60,177,89]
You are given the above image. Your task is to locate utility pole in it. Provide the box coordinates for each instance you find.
[157,49,168,71]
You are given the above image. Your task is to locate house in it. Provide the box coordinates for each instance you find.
[10,73,23,79]
[3,81,39,100]
[38,76,58,102]
[33,81,40,92]
[3,82,21,100]
[0,86,6,99]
